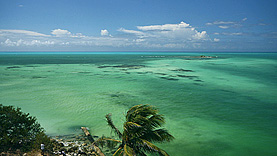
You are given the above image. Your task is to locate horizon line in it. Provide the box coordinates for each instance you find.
[0,51,277,53]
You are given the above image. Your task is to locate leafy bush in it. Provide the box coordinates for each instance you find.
[0,104,52,153]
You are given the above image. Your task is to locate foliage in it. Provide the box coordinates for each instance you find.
[97,104,174,156]
[97,135,121,151]
[0,104,52,153]
[31,131,54,153]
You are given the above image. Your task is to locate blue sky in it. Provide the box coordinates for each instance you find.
[0,0,277,52]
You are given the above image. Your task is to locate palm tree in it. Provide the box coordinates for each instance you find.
[97,104,174,156]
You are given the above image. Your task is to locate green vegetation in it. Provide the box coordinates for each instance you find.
[97,104,174,156]
[0,103,173,155]
[0,104,52,153]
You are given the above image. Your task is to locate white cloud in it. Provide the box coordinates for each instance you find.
[1,39,55,46]
[3,39,15,46]
[0,22,212,50]
[214,21,235,25]
[119,22,209,41]
[118,28,145,36]
[222,32,243,36]
[206,18,247,29]
[213,32,243,36]
[218,26,229,29]
[214,38,220,42]
[133,39,145,43]
[116,22,210,49]
[137,21,190,31]
[101,29,109,36]
[71,33,86,38]
[0,29,50,37]
[206,21,235,26]
[193,31,208,39]
[51,29,71,37]
[230,33,243,36]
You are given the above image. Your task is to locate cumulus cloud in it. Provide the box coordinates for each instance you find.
[115,22,211,49]
[101,29,109,36]
[51,29,71,37]
[2,39,15,46]
[193,31,208,39]
[0,22,212,50]
[137,21,190,31]
[0,29,129,48]
[118,28,145,36]
[2,39,55,46]
[120,22,209,41]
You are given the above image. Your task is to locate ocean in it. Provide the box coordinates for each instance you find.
[0,52,276,156]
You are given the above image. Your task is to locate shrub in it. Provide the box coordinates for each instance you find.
[0,104,52,153]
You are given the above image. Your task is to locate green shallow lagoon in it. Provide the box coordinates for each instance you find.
[1,52,277,156]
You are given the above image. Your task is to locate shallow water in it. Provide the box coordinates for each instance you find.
[1,52,277,156]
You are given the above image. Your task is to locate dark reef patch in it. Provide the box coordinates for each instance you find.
[25,65,39,67]
[172,69,194,72]
[177,75,198,79]
[77,72,92,74]
[32,76,47,79]
[136,72,146,74]
[194,80,204,82]
[160,77,179,81]
[6,66,21,69]
[155,73,167,76]
[98,64,145,69]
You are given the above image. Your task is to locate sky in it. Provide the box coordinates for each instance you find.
[0,0,277,52]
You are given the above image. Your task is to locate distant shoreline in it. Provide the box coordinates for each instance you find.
[0,51,277,55]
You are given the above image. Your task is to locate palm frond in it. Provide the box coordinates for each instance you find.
[106,104,174,156]
[126,104,143,121]
[139,139,170,156]
[113,147,124,156]
[131,114,165,130]
[106,113,123,138]
[154,129,174,142]
[124,122,142,133]
[148,114,165,128]
[126,105,158,122]
[123,122,144,140]
[94,136,122,144]
[94,136,122,150]
[124,144,135,156]
[141,128,174,143]
[132,115,150,126]
[125,122,142,128]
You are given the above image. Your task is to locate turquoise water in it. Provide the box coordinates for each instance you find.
[0,52,277,156]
